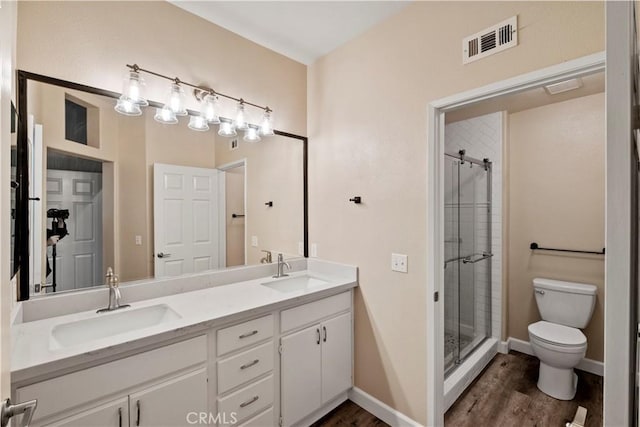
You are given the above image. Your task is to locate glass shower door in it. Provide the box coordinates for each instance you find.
[444,153,492,375]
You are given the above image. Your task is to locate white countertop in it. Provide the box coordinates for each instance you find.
[11,260,357,384]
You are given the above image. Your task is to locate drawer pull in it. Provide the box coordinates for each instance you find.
[239,395,259,408]
[239,330,258,339]
[118,408,122,427]
[136,400,141,426]
[316,328,321,345]
[323,326,327,342]
[240,359,260,370]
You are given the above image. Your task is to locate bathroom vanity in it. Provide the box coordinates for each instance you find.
[10,259,357,426]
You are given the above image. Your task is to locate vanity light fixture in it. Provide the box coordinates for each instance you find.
[115,64,276,139]
[243,126,261,143]
[218,120,237,137]
[154,106,178,124]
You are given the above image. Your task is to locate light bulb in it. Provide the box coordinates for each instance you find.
[122,70,148,106]
[243,126,261,143]
[166,83,187,116]
[154,106,178,124]
[201,94,220,124]
[114,97,142,116]
[235,101,249,131]
[188,115,210,132]
[218,121,237,137]
[260,110,274,136]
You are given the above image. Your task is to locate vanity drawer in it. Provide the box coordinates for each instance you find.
[281,291,351,333]
[217,315,273,356]
[237,407,274,427]
[217,374,274,425]
[217,342,274,394]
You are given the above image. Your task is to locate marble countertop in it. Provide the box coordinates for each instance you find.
[11,260,357,384]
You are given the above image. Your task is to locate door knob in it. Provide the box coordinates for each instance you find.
[157,252,172,258]
[1,398,37,427]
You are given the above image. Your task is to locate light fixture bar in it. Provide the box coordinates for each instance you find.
[126,63,271,112]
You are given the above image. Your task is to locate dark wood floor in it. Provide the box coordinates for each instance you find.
[445,351,603,427]
[312,401,389,427]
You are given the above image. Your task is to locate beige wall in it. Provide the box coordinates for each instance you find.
[308,2,604,423]
[225,166,245,267]
[507,93,605,361]
[216,135,304,264]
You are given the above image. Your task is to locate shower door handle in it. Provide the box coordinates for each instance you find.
[462,252,493,264]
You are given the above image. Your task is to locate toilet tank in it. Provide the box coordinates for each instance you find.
[533,278,597,328]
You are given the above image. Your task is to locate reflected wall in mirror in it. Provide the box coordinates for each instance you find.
[15,72,307,299]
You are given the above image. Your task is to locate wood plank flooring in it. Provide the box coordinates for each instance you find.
[312,400,389,427]
[445,351,603,427]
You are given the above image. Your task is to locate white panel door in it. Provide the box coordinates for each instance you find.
[154,163,222,277]
[128,368,207,427]
[46,170,103,291]
[280,325,322,426]
[321,313,352,403]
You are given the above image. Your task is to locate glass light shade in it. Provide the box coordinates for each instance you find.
[154,106,178,124]
[114,97,142,116]
[235,102,249,131]
[218,121,237,137]
[122,71,148,106]
[260,110,274,136]
[188,115,210,132]
[201,94,220,124]
[243,127,261,143]
[166,83,188,116]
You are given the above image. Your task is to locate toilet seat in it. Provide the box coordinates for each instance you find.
[528,321,586,348]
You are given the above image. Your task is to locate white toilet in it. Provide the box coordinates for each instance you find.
[527,278,597,400]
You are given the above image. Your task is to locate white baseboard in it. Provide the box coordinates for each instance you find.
[504,337,604,377]
[497,340,509,354]
[348,387,423,427]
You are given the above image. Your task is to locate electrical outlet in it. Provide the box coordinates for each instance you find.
[298,242,304,255]
[311,243,318,258]
[251,236,258,247]
[391,253,408,273]
[135,235,142,246]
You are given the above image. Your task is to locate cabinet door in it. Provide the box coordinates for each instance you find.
[47,397,128,427]
[281,325,322,426]
[321,312,352,403]
[129,368,207,427]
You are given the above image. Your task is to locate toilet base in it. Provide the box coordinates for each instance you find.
[537,361,578,400]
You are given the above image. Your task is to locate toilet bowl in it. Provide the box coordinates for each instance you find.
[528,278,597,401]
[528,320,587,400]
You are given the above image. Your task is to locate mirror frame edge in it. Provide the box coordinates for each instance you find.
[15,69,309,301]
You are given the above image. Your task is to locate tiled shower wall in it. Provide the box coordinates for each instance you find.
[444,112,503,341]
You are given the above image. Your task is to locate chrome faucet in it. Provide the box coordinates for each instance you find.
[273,253,291,278]
[97,267,130,313]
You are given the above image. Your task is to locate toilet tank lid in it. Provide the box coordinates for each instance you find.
[533,278,597,295]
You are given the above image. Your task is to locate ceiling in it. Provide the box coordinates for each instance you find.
[169,1,411,65]
[445,72,605,124]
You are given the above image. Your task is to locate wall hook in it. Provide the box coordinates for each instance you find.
[349,196,362,204]
[265,201,273,207]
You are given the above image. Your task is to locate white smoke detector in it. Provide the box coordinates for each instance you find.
[463,16,518,64]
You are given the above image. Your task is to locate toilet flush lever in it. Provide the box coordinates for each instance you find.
[535,289,545,295]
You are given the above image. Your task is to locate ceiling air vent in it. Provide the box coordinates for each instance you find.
[463,16,518,64]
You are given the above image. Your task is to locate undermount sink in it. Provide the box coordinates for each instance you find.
[51,304,181,348]
[261,275,329,293]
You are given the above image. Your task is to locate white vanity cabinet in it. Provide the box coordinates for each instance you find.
[280,292,352,426]
[14,336,208,427]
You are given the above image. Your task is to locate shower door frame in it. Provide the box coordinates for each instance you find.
[425,52,605,426]
[443,151,492,376]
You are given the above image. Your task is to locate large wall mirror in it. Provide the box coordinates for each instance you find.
[13,71,308,300]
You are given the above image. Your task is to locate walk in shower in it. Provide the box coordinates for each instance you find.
[444,150,492,376]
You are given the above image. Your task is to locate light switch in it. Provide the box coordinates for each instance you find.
[311,243,318,258]
[135,235,142,246]
[391,253,408,273]
[251,236,258,247]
